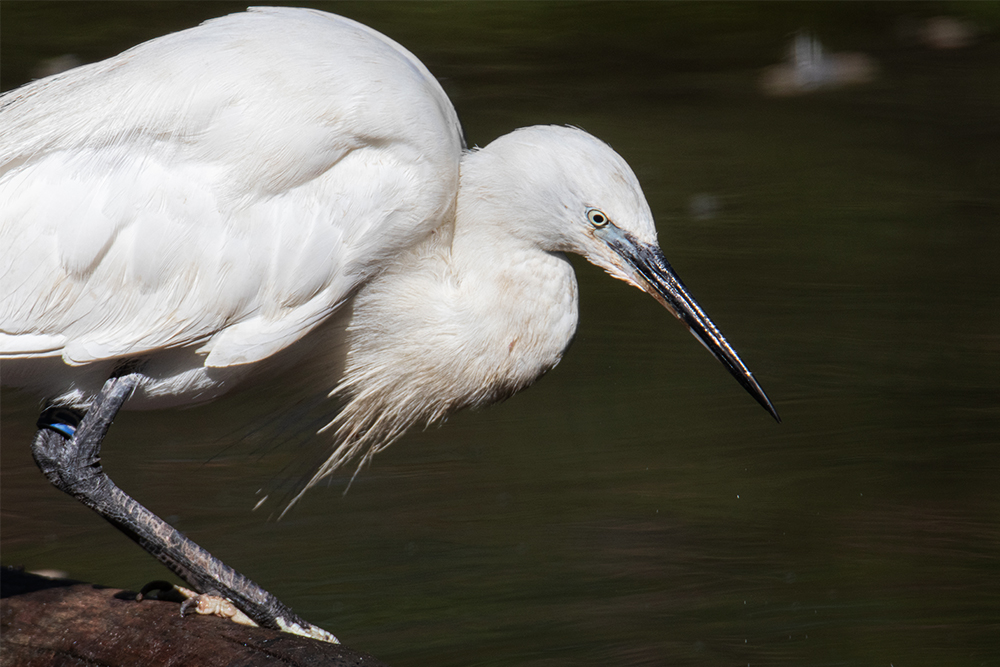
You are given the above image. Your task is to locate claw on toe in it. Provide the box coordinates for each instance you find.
[136,581,339,643]
[138,581,257,627]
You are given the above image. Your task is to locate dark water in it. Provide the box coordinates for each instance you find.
[3,3,999,665]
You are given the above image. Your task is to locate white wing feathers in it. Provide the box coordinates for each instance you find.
[1,8,462,369]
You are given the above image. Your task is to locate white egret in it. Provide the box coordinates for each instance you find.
[0,7,778,643]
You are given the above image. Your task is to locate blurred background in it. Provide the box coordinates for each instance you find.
[2,2,998,665]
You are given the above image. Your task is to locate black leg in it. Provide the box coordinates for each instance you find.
[31,372,338,643]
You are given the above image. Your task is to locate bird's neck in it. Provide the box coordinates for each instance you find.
[325,180,580,465]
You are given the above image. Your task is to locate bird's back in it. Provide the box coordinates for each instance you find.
[0,8,463,405]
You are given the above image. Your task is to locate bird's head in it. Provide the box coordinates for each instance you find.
[467,125,780,422]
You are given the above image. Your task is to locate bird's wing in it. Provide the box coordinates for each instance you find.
[0,7,462,368]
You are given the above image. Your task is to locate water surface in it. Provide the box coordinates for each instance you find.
[3,3,998,665]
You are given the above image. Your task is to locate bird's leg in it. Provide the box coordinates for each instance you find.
[30,371,339,643]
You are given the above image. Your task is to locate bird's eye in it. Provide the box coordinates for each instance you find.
[587,208,609,228]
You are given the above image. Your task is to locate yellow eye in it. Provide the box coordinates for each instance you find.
[587,208,609,227]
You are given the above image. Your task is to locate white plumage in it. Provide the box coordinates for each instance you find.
[3,9,461,404]
[1,7,776,495]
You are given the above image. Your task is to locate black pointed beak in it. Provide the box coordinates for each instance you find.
[605,229,780,422]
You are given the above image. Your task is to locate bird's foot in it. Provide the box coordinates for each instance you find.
[32,373,340,645]
[180,589,260,627]
[138,581,257,627]
[137,581,338,642]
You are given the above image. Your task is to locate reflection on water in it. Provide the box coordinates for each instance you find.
[2,3,998,666]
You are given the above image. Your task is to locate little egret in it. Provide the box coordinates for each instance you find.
[0,7,778,643]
